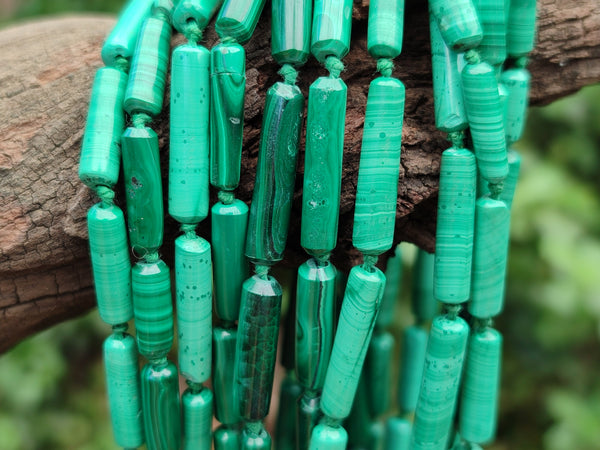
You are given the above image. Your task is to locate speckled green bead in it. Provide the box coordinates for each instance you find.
[272,0,312,66]
[215,0,267,44]
[103,333,144,448]
[310,0,353,63]
[507,0,537,58]
[429,0,483,51]
[501,67,531,145]
[79,67,127,190]
[377,246,402,330]
[412,249,437,323]
[365,331,394,417]
[215,426,242,450]
[297,394,321,450]
[182,387,214,450]
[274,374,302,450]
[397,325,428,414]
[473,0,508,65]
[213,327,241,425]
[173,0,223,33]
[301,76,347,258]
[124,17,172,116]
[169,43,210,224]
[367,0,404,59]
[308,423,348,450]
[353,77,405,255]
[384,417,411,450]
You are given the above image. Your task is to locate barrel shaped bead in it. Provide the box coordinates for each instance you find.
[367,0,404,59]
[213,327,241,425]
[384,417,411,450]
[429,0,483,51]
[411,249,437,323]
[377,246,402,330]
[215,0,267,44]
[397,325,428,414]
[272,0,312,65]
[473,0,508,65]
[215,426,242,450]
[501,67,531,145]
[310,0,353,63]
[182,387,214,450]
[366,331,394,417]
[173,0,223,33]
[308,424,348,450]
[507,0,537,57]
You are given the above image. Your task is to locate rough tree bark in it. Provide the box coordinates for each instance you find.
[1,0,599,353]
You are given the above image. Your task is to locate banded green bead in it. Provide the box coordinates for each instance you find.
[384,417,411,450]
[297,394,321,450]
[501,67,531,145]
[434,148,477,304]
[169,43,211,224]
[210,42,245,191]
[103,333,144,448]
[213,327,240,425]
[397,325,428,414]
[242,424,272,450]
[411,316,469,450]
[353,76,405,255]
[469,197,511,319]
[245,81,304,265]
[321,265,386,420]
[459,327,502,444]
[310,0,353,63]
[123,17,171,116]
[132,259,173,361]
[365,331,394,417]
[274,374,302,450]
[79,67,127,190]
[272,0,312,66]
[308,423,348,450]
[473,0,508,65]
[301,76,347,258]
[429,0,483,51]
[173,0,223,33]
[215,0,267,44]
[141,360,182,450]
[87,203,132,325]
[377,246,402,330]
[367,0,404,59]
[507,0,537,58]
[411,249,437,323]
[182,387,214,450]
[121,126,164,255]
[215,426,242,450]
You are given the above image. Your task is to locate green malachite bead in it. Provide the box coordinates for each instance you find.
[274,373,302,450]
[101,0,154,67]
[245,82,304,265]
[210,42,245,191]
[242,425,272,450]
[215,0,267,44]
[397,325,428,414]
[301,76,347,258]
[473,0,508,66]
[132,259,173,361]
[295,259,337,392]
[297,394,321,450]
[173,0,223,33]
[215,426,242,450]
[411,315,469,450]
[153,0,175,17]
[79,67,127,190]
[459,327,502,444]
[141,360,182,450]
[502,149,521,209]
[353,77,405,255]
[121,126,164,255]
[384,417,411,450]
[429,0,482,51]
[213,327,241,425]
[271,0,312,66]
[87,203,132,325]
[507,0,537,58]
[367,0,404,59]
[434,148,477,304]
[182,387,214,450]
[169,43,211,224]
[365,331,394,417]
[321,265,386,420]
[310,0,353,63]
[175,234,213,383]
[345,376,373,448]
[377,246,402,330]
[469,197,511,319]
[501,67,531,145]
[235,275,282,421]
[412,249,437,324]
[103,333,144,448]
[308,423,348,450]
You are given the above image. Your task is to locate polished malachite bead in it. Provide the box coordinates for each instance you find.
[121,126,164,255]
[397,325,428,414]
[501,67,531,145]
[79,68,127,190]
[459,327,502,444]
[376,246,402,330]
[310,0,353,63]
[169,43,210,224]
[103,333,144,448]
[213,327,240,425]
[242,424,272,450]
[345,376,373,448]
[365,331,394,417]
[384,417,411,450]
[412,249,437,323]
[308,423,348,450]
[301,76,347,258]
[429,0,483,51]
[153,0,175,17]
[215,0,267,44]
[274,374,302,450]
[353,77,404,255]
[141,360,182,450]
[434,148,477,304]
[132,259,173,361]
[245,81,303,265]
[215,426,242,450]
[321,265,386,420]
[182,386,214,450]
[507,0,537,58]
[473,0,508,66]
[272,0,312,66]
[87,203,132,325]
[469,197,511,319]
[210,42,245,191]
[367,0,404,59]
[297,394,321,450]
[173,0,223,33]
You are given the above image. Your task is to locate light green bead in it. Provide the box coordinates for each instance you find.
[397,325,428,414]
[367,0,404,59]
[365,331,394,417]
[182,387,214,450]
[173,0,223,33]
[242,424,272,450]
[297,394,321,450]
[412,249,437,323]
[473,0,508,65]
[377,246,402,330]
[310,0,353,63]
[274,373,302,450]
[213,327,241,425]
[216,0,267,44]
[309,424,348,450]
[501,67,531,145]
[215,426,242,450]
[429,0,483,51]
[384,417,411,450]
[507,0,537,58]
[271,0,312,66]
[153,0,175,18]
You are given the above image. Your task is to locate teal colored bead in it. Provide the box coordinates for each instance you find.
[121,126,164,255]
[353,77,405,255]
[301,76,347,258]
[271,0,312,66]
[459,328,502,444]
[79,67,127,190]
[153,0,175,18]
[502,149,521,209]
[175,235,213,383]
[377,246,402,330]
[411,249,437,323]
[210,42,246,191]
[173,0,223,33]
[132,259,173,361]
[215,426,242,450]
[87,203,132,325]
[215,0,267,44]
[345,375,374,448]
[397,325,428,414]
[235,275,282,420]
[295,259,337,392]
[182,387,214,450]
[297,394,321,450]
[213,327,241,425]
[310,0,353,63]
[274,373,302,450]
[367,0,404,59]
[411,315,469,450]
[123,17,171,116]
[308,423,348,450]
[429,0,483,51]
[469,197,511,319]
[473,0,508,65]
[242,424,272,450]
[245,81,304,265]
[384,417,411,450]
[141,360,182,450]
[507,0,537,58]
[365,331,394,417]
[169,43,211,224]
[501,67,531,145]
[321,265,386,420]
[433,148,477,304]
[101,0,154,67]
[103,333,144,448]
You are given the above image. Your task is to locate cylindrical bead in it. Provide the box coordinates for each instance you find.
[345,375,373,448]
[173,0,223,33]
[308,424,348,450]
[501,67,531,145]
[367,0,404,59]
[321,265,386,420]
[473,0,508,65]
[296,394,321,450]
[242,425,272,450]
[310,0,353,63]
[272,0,312,66]
[153,0,175,17]
[182,387,214,450]
[412,249,437,323]
[274,374,302,450]
[507,0,537,57]
[384,417,411,450]
[301,76,347,258]
[397,325,428,414]
[215,426,242,450]
[377,246,402,330]
[353,76,405,255]
[502,149,521,209]
[79,67,127,190]
[213,327,241,425]
[245,82,304,265]
[429,0,483,51]
[365,331,394,417]
[215,0,267,44]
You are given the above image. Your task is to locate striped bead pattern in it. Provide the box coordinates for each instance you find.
[473,0,508,65]
[215,0,267,44]
[367,0,404,59]
[429,0,483,51]
[310,0,353,63]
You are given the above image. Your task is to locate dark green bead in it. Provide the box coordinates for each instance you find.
[173,0,223,33]
[213,327,241,425]
[411,249,437,323]
[367,0,404,59]
[501,67,530,145]
[377,246,402,330]
[507,0,537,58]
[473,0,508,65]
[345,375,373,448]
[310,0,353,63]
[242,424,272,450]
[296,394,321,450]
[384,417,411,450]
[274,373,303,450]
[429,0,483,51]
[245,81,304,265]
[397,325,428,415]
[272,0,312,66]
[182,387,214,450]
[365,331,394,417]
[215,426,242,450]
[215,0,267,44]
[308,423,348,450]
